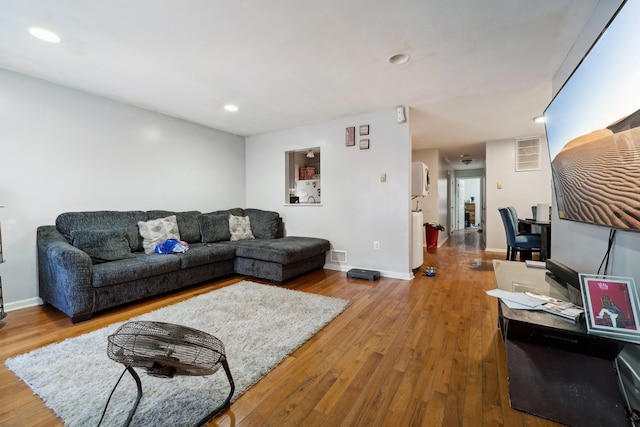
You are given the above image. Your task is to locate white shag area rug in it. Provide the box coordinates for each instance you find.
[6,281,350,426]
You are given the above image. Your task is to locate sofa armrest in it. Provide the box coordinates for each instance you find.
[37,226,94,321]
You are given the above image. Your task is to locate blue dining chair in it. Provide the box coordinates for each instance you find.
[509,206,541,236]
[498,207,541,261]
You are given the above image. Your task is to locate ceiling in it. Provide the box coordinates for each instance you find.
[0,0,602,169]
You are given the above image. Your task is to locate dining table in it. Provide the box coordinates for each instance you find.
[519,218,551,261]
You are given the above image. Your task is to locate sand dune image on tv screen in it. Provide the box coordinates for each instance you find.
[552,125,640,230]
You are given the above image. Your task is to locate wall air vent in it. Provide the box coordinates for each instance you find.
[330,250,347,263]
[515,137,541,171]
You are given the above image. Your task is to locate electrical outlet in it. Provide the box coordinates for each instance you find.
[373,241,380,250]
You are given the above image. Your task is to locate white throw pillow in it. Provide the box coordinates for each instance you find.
[229,215,255,241]
[138,215,181,254]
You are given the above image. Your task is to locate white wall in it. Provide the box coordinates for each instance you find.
[246,108,412,279]
[485,137,552,252]
[460,177,480,226]
[455,168,484,228]
[0,70,246,309]
[411,149,437,238]
[411,148,450,248]
[553,0,624,97]
[548,0,639,282]
[436,152,449,246]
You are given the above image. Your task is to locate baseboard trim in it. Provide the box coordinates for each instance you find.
[485,247,507,254]
[5,297,43,312]
[3,266,415,311]
[323,264,412,281]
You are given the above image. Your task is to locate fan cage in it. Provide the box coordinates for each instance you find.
[107,321,226,377]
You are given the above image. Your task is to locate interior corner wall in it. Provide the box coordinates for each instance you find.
[411,149,437,242]
[411,148,448,247]
[246,108,412,279]
[484,137,552,253]
[552,0,624,98]
[0,70,246,308]
[436,151,449,246]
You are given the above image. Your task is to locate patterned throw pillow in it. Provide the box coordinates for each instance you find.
[229,215,255,241]
[138,215,181,254]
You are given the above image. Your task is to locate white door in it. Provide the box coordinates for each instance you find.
[448,172,455,233]
[457,179,465,230]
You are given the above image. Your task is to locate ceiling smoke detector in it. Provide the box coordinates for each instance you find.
[461,158,472,165]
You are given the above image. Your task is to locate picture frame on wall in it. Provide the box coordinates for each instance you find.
[359,125,369,136]
[359,139,370,150]
[345,126,355,146]
[579,273,640,343]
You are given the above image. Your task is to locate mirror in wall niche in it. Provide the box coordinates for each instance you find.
[285,148,321,204]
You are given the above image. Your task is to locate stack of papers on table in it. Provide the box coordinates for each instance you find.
[525,260,546,269]
[486,289,584,321]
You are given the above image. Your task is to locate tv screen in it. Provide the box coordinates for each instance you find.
[544,0,640,232]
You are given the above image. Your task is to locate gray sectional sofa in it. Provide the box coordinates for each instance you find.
[37,208,330,322]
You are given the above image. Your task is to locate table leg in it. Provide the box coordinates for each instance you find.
[540,224,551,261]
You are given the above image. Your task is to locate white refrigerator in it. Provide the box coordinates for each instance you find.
[296,179,321,203]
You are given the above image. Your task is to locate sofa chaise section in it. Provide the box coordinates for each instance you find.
[229,236,330,284]
[37,208,330,322]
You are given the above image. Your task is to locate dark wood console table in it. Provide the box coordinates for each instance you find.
[493,260,628,426]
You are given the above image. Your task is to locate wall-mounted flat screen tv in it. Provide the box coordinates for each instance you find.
[544,0,640,232]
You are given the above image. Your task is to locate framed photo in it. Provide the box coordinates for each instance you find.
[359,139,370,150]
[580,274,640,342]
[359,125,369,136]
[345,127,355,146]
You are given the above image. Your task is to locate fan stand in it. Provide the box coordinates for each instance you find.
[101,321,235,427]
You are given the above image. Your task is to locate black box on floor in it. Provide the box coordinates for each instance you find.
[347,269,380,281]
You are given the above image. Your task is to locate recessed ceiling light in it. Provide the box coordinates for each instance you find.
[29,27,61,43]
[224,104,238,112]
[534,115,546,123]
[388,53,410,65]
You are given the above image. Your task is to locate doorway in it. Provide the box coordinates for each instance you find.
[454,177,482,231]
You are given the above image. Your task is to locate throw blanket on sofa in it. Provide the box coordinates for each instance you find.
[155,239,189,254]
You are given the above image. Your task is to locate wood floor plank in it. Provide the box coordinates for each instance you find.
[0,230,565,426]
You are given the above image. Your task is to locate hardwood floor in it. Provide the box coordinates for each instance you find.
[0,230,563,426]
